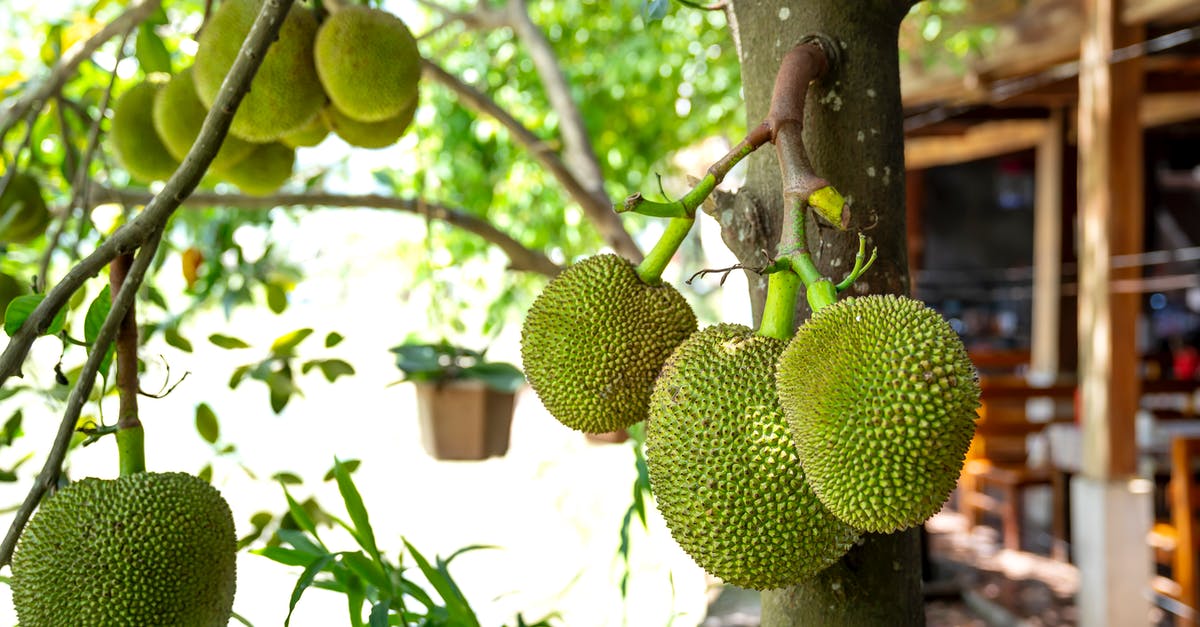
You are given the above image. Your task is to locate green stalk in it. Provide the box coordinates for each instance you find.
[117,426,145,476]
[635,216,694,285]
[758,268,802,340]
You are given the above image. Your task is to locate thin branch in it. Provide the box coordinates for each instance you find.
[419,58,642,262]
[506,0,608,204]
[0,0,295,385]
[38,28,134,291]
[0,0,163,140]
[90,186,563,277]
[0,226,163,568]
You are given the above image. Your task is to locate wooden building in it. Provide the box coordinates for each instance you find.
[900,1,1200,624]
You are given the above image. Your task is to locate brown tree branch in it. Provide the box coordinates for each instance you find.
[90,186,563,278]
[0,0,163,140]
[419,58,642,262]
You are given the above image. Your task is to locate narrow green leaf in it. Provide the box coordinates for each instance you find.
[266,282,289,314]
[228,364,251,389]
[369,600,390,627]
[271,328,313,357]
[285,553,334,627]
[1,411,23,448]
[340,551,391,593]
[135,23,171,74]
[195,403,219,444]
[323,459,359,481]
[277,529,325,557]
[164,326,193,352]
[254,545,322,568]
[272,471,303,485]
[83,285,110,346]
[267,369,295,414]
[282,486,319,538]
[209,333,251,349]
[403,540,479,626]
[325,332,345,348]
[197,464,213,483]
[333,459,381,564]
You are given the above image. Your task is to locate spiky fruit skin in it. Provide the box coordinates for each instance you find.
[314,6,420,123]
[111,79,179,182]
[521,254,696,434]
[646,324,859,590]
[219,142,295,195]
[0,172,50,244]
[776,295,981,533]
[152,67,255,173]
[11,472,237,626]
[193,0,325,142]
[322,96,416,149]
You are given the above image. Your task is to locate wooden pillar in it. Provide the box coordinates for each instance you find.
[1031,109,1064,380]
[1074,1,1151,625]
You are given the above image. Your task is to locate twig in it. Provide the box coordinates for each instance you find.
[0,226,163,568]
[0,0,163,140]
[37,28,134,292]
[419,58,642,262]
[0,0,294,387]
[89,186,563,277]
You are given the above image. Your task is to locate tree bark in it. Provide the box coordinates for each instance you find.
[725,1,923,624]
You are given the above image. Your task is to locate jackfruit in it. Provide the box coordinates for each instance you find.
[218,141,295,195]
[646,324,859,589]
[280,112,329,148]
[10,472,237,626]
[0,172,50,244]
[152,67,255,173]
[521,254,696,434]
[110,78,179,182]
[314,5,420,123]
[776,294,980,533]
[321,97,416,149]
[193,0,325,142]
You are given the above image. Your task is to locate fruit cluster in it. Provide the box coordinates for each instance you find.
[521,254,980,590]
[112,0,421,194]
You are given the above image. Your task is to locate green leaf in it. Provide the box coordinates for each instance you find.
[135,23,171,74]
[278,528,325,557]
[228,364,251,389]
[5,294,66,337]
[209,334,251,349]
[164,326,193,352]
[282,486,319,539]
[368,600,390,627]
[83,285,111,346]
[302,358,355,383]
[272,471,303,485]
[403,540,480,627]
[333,459,381,565]
[325,332,345,348]
[267,369,295,413]
[195,403,219,444]
[271,328,313,357]
[323,459,359,481]
[254,545,320,568]
[266,282,289,314]
[340,551,391,593]
[197,464,213,483]
[1,411,23,448]
[285,553,334,627]
[40,24,63,66]
[461,362,524,393]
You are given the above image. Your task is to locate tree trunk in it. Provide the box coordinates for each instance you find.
[723,1,924,624]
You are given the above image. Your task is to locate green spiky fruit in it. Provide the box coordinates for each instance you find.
[321,97,416,149]
[152,67,256,173]
[0,172,50,244]
[111,78,179,182]
[280,112,329,148]
[776,295,980,533]
[521,254,697,434]
[646,324,859,589]
[10,472,237,626]
[193,0,325,142]
[314,5,420,123]
[218,142,294,195]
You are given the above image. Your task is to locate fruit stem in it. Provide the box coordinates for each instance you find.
[111,253,145,476]
[758,267,801,340]
[635,216,694,285]
[619,123,771,219]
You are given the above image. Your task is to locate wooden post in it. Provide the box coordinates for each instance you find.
[1074,1,1152,625]
[1030,109,1063,380]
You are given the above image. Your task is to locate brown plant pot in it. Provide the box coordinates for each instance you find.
[414,380,515,461]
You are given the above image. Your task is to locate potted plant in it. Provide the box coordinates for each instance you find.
[390,341,525,461]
